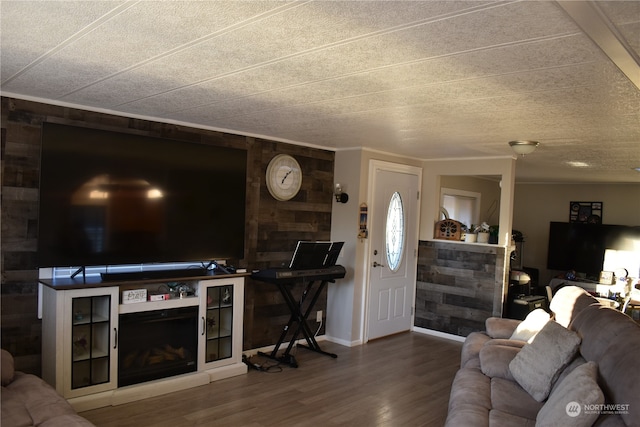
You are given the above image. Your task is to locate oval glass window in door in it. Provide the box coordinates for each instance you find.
[385,191,405,272]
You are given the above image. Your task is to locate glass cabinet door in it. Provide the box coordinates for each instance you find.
[70,294,112,389]
[205,285,233,363]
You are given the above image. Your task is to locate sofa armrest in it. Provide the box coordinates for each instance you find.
[485,317,522,339]
[1,349,15,386]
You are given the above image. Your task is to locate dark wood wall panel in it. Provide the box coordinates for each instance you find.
[1,97,334,373]
[415,240,507,337]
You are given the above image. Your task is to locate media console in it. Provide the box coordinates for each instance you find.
[39,269,248,412]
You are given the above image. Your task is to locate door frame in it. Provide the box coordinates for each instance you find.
[363,160,422,343]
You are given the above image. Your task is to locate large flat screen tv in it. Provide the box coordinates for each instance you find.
[38,123,247,267]
[547,222,640,277]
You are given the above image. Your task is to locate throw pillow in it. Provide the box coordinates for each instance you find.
[536,361,604,427]
[509,321,582,402]
[510,308,551,342]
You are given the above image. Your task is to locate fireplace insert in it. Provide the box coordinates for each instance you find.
[118,306,198,387]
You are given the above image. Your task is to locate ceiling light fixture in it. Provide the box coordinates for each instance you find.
[567,161,590,168]
[509,140,539,156]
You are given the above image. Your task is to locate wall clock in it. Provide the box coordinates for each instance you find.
[266,154,302,201]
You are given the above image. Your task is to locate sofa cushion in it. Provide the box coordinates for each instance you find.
[489,409,536,427]
[549,355,586,396]
[549,286,598,328]
[491,377,543,421]
[509,309,550,342]
[592,414,626,426]
[536,361,604,427]
[484,338,526,349]
[1,349,15,386]
[486,317,521,339]
[444,406,490,427]
[509,321,581,402]
[1,386,33,427]
[480,344,520,381]
[7,372,82,426]
[447,368,492,412]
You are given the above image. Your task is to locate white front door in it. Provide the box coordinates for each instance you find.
[366,161,421,341]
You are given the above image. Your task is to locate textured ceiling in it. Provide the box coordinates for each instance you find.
[1,0,639,183]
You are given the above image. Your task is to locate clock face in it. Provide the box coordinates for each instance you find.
[266,154,302,201]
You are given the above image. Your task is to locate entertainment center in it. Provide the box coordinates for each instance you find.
[39,269,247,411]
[34,121,252,411]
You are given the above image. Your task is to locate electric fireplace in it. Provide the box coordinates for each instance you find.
[118,306,198,387]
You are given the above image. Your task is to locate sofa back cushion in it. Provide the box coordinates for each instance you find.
[549,286,598,328]
[569,305,640,426]
[536,361,604,427]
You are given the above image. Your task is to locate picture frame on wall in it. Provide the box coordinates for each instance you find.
[569,201,602,224]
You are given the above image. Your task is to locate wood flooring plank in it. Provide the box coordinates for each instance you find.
[81,332,462,427]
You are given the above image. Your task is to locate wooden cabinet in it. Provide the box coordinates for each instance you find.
[42,286,119,399]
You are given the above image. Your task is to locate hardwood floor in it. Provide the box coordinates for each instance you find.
[80,332,462,427]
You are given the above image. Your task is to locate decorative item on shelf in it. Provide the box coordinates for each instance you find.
[435,219,462,240]
[475,222,491,243]
[489,225,499,244]
[222,287,232,304]
[334,183,349,203]
[122,289,147,304]
[465,226,477,243]
[73,334,88,357]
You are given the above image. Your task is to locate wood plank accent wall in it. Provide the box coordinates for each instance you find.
[415,240,507,337]
[0,97,334,373]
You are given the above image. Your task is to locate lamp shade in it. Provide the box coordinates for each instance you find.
[509,140,539,155]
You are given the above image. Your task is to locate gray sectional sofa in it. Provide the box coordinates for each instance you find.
[1,349,95,427]
[445,286,640,427]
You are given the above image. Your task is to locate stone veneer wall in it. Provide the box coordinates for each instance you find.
[415,240,508,337]
[1,97,334,374]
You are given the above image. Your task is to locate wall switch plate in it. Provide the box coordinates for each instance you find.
[316,310,323,322]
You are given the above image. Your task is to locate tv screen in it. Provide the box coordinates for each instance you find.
[38,123,247,267]
[547,222,640,276]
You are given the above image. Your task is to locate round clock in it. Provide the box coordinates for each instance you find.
[266,154,302,201]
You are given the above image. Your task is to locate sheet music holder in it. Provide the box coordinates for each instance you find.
[288,241,344,270]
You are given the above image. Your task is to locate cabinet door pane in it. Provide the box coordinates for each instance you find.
[71,294,112,390]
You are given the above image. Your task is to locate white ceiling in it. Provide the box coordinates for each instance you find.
[2,0,639,183]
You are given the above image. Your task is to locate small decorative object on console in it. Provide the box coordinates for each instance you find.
[122,289,147,304]
[149,293,171,301]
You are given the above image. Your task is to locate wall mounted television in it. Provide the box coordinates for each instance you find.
[38,123,247,268]
[547,221,640,277]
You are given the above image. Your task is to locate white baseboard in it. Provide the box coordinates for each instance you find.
[323,335,362,347]
[412,326,466,343]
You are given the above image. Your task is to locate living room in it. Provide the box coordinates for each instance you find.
[2,1,640,426]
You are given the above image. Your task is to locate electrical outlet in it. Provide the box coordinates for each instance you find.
[316,310,323,322]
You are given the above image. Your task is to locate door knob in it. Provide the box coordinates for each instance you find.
[372,261,385,267]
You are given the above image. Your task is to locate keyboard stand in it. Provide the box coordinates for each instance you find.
[257,278,338,368]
